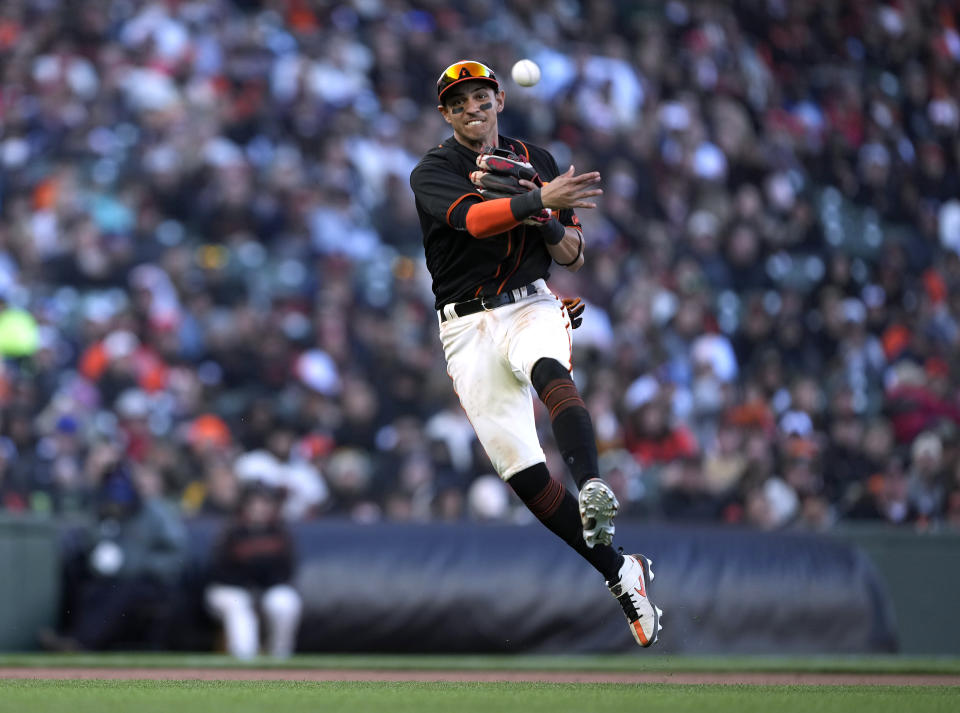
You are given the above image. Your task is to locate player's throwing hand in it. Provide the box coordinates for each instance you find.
[533,166,603,211]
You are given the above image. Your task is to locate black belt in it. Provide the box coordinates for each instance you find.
[440,283,538,322]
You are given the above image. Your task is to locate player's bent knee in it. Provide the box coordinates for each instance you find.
[500,457,550,483]
[505,462,551,495]
[530,357,571,394]
[263,585,303,618]
[531,357,584,418]
[206,585,255,617]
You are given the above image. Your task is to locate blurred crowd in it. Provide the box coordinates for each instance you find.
[1,0,959,534]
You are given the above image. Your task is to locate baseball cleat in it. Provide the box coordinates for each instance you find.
[578,478,619,548]
[607,554,662,647]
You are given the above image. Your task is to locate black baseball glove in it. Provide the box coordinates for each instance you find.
[471,146,552,224]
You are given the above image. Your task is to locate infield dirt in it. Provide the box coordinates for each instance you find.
[1,667,958,686]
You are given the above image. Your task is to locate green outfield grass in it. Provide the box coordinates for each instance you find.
[2,651,960,674]
[0,680,957,713]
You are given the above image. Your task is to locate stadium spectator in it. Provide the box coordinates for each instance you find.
[205,481,302,659]
[39,453,188,651]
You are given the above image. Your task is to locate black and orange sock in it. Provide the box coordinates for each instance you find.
[531,358,600,489]
[508,463,621,580]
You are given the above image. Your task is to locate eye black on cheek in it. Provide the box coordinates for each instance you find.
[451,106,464,114]
[479,102,492,110]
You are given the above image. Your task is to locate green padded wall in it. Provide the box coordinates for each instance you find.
[0,515,60,651]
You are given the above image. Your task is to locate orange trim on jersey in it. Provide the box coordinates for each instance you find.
[493,231,514,294]
[446,192,480,226]
[511,140,531,162]
[465,198,521,238]
[496,226,526,293]
[483,262,503,297]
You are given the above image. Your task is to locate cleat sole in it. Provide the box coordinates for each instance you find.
[579,479,619,549]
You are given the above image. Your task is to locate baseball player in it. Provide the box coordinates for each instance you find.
[409,60,662,647]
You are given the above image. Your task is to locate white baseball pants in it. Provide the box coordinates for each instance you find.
[438,279,573,480]
[205,583,303,659]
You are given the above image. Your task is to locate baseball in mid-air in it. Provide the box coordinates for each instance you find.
[511,59,541,87]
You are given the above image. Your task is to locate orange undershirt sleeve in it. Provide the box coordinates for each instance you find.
[464,198,521,238]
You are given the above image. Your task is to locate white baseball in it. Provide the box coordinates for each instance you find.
[511,59,541,87]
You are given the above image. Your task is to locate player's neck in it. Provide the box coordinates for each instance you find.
[454,129,498,153]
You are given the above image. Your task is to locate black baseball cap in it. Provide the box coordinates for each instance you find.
[437,60,499,103]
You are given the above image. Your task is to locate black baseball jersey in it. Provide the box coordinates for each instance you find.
[410,135,581,310]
